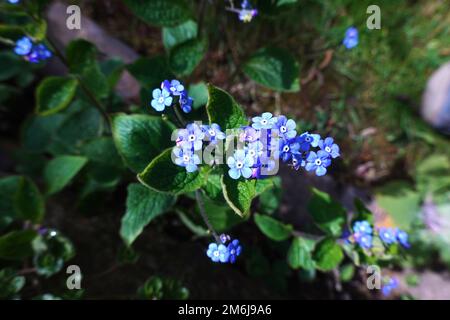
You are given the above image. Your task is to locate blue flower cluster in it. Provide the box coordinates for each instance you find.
[151,79,193,113]
[226,112,340,179]
[14,36,52,63]
[343,27,359,49]
[226,0,258,23]
[173,122,226,172]
[351,220,410,250]
[206,234,242,264]
[382,277,399,297]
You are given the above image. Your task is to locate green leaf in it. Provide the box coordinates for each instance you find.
[44,155,88,195]
[254,213,293,241]
[127,56,173,89]
[120,184,176,246]
[188,82,208,109]
[162,19,198,51]
[23,18,47,41]
[36,77,78,116]
[203,171,226,203]
[307,188,346,237]
[0,230,37,261]
[258,178,282,215]
[169,38,207,76]
[313,238,344,271]
[203,197,245,232]
[206,84,248,130]
[353,198,373,223]
[0,176,21,229]
[0,268,25,299]
[340,264,355,282]
[243,47,300,92]
[287,237,316,270]
[123,0,192,27]
[14,177,45,223]
[221,175,256,217]
[112,114,174,173]
[138,148,207,194]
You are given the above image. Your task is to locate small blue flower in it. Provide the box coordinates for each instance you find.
[319,137,340,159]
[206,243,229,263]
[7,0,20,4]
[395,229,410,248]
[291,154,306,170]
[239,126,260,143]
[14,36,33,56]
[227,239,242,264]
[274,116,297,140]
[227,149,254,179]
[26,44,52,63]
[177,123,205,151]
[202,123,226,145]
[353,221,373,235]
[179,90,193,113]
[251,112,277,130]
[162,79,184,96]
[173,147,200,173]
[219,234,231,244]
[305,150,331,176]
[238,0,258,22]
[378,227,397,245]
[151,88,173,112]
[355,233,373,249]
[382,277,399,297]
[299,132,321,148]
[278,138,300,162]
[343,27,359,49]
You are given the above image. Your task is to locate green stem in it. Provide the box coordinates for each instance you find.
[195,190,221,243]
[0,36,14,46]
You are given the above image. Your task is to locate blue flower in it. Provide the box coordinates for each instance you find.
[291,154,306,170]
[7,0,20,4]
[227,149,254,179]
[162,79,184,96]
[173,147,200,173]
[378,227,397,245]
[355,233,373,249]
[14,36,33,56]
[238,0,258,22]
[219,234,231,244]
[299,132,321,148]
[382,277,399,297]
[251,112,277,130]
[343,27,358,49]
[151,88,173,112]
[278,138,300,162]
[239,126,260,144]
[396,229,410,248]
[319,137,340,159]
[177,123,205,151]
[274,116,297,139]
[179,90,193,113]
[305,150,331,176]
[353,221,373,235]
[26,44,52,63]
[227,239,242,264]
[246,140,264,163]
[206,243,229,263]
[202,123,226,145]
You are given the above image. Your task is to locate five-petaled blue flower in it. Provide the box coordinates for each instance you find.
[378,227,397,245]
[227,239,242,264]
[14,36,33,56]
[227,149,254,179]
[353,221,373,235]
[305,150,331,176]
[278,138,300,162]
[173,147,200,173]
[274,115,297,140]
[206,243,229,263]
[202,123,226,145]
[179,90,193,113]
[252,112,277,130]
[26,44,52,64]
[395,229,410,248]
[355,233,373,249]
[299,132,321,148]
[343,27,359,49]
[177,123,205,151]
[162,79,184,96]
[319,137,340,159]
[151,88,173,112]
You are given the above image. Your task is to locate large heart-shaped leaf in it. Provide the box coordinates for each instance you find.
[162,20,198,51]
[169,38,207,76]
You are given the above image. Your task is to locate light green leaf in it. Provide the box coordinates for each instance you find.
[36,77,78,116]
[123,0,192,27]
[112,114,174,173]
[0,230,37,261]
[120,184,176,246]
[287,237,316,270]
[138,148,207,194]
[44,155,88,195]
[169,38,207,76]
[163,20,198,51]
[243,47,300,92]
[307,188,346,237]
[206,84,248,130]
[221,175,256,217]
[254,213,293,241]
[313,238,344,271]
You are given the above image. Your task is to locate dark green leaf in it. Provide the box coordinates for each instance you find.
[254,213,292,241]
[36,77,78,116]
[0,176,21,229]
[162,20,198,50]
[14,177,45,223]
[203,197,245,232]
[221,174,256,217]
[123,0,192,27]
[169,38,207,76]
[127,56,173,89]
[313,238,344,271]
[0,230,37,261]
[0,268,25,299]
[44,155,88,195]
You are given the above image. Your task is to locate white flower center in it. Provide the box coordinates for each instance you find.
[209,130,216,136]
[283,145,290,152]
[280,126,287,133]
[236,161,244,169]
[158,97,164,103]
[325,146,331,153]
[315,159,322,166]
[188,134,196,141]
[249,150,256,157]
[213,251,219,257]
[183,155,190,162]
[261,119,268,125]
